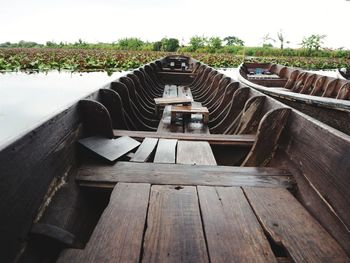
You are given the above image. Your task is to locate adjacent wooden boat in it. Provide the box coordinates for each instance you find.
[1,55,349,262]
[237,62,350,135]
[338,68,350,80]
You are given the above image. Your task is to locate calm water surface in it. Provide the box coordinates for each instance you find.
[0,71,127,148]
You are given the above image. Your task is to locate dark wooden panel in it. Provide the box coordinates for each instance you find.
[77,162,294,189]
[113,129,255,146]
[244,187,349,262]
[58,183,150,263]
[198,186,276,262]
[157,105,184,133]
[177,141,216,165]
[283,111,350,230]
[153,139,177,163]
[142,185,209,262]
[79,136,140,162]
[130,138,158,162]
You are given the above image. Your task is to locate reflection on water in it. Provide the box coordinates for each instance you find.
[0,71,127,148]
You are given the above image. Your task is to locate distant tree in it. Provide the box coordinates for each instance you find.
[301,34,326,53]
[224,36,244,46]
[208,37,222,51]
[161,38,179,52]
[153,41,162,51]
[262,33,275,47]
[117,38,144,50]
[276,30,290,50]
[189,36,207,51]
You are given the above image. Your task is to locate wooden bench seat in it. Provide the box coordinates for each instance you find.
[76,162,294,189]
[154,97,193,116]
[170,105,209,124]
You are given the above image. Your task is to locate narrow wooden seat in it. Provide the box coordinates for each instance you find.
[154,97,193,106]
[76,162,294,189]
[171,105,209,124]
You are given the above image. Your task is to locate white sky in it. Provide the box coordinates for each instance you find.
[1,0,349,49]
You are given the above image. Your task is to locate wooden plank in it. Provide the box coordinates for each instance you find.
[177,141,216,165]
[163,84,177,98]
[79,136,140,162]
[142,185,209,263]
[77,162,295,189]
[153,139,177,163]
[130,138,158,162]
[154,97,193,105]
[113,129,255,146]
[157,106,184,133]
[58,183,150,263]
[243,187,349,262]
[171,105,209,113]
[184,122,210,134]
[198,186,276,262]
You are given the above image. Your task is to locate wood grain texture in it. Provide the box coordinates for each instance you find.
[242,108,291,166]
[142,185,209,263]
[157,105,184,133]
[130,138,158,162]
[153,139,177,163]
[244,187,349,262]
[58,183,150,263]
[77,162,294,189]
[198,186,276,263]
[113,129,255,146]
[79,136,140,162]
[177,141,216,165]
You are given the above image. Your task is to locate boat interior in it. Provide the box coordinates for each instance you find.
[1,55,349,262]
[240,62,350,100]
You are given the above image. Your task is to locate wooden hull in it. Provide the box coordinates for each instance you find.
[238,62,350,135]
[1,56,349,262]
[338,68,350,80]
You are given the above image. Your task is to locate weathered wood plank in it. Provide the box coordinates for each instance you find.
[77,162,294,189]
[157,105,184,133]
[198,186,276,262]
[142,185,209,263]
[130,138,158,162]
[79,136,140,162]
[244,187,349,262]
[163,85,178,97]
[153,139,177,163]
[114,130,253,146]
[177,141,216,165]
[58,183,150,263]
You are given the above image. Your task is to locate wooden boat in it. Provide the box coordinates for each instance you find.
[237,62,350,135]
[1,55,349,262]
[338,68,350,80]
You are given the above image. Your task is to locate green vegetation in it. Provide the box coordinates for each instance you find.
[0,34,349,73]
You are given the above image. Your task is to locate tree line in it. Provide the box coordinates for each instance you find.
[1,34,349,58]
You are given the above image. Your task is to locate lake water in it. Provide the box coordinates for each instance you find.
[0,68,338,149]
[0,71,127,148]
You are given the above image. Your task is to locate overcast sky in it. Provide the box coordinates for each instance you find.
[1,0,349,49]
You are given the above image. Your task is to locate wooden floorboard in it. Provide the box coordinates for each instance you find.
[153,139,177,164]
[198,186,276,262]
[57,183,150,263]
[243,187,349,262]
[79,136,140,162]
[130,138,158,162]
[142,185,209,262]
[77,162,294,189]
[177,141,216,165]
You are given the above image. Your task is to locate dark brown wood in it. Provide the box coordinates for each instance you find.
[76,162,294,189]
[176,141,216,165]
[243,187,349,262]
[113,129,255,146]
[153,139,177,163]
[198,186,276,262]
[130,138,158,162]
[79,136,140,162]
[242,108,291,166]
[31,223,77,247]
[157,105,184,133]
[58,183,150,263]
[142,185,209,262]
